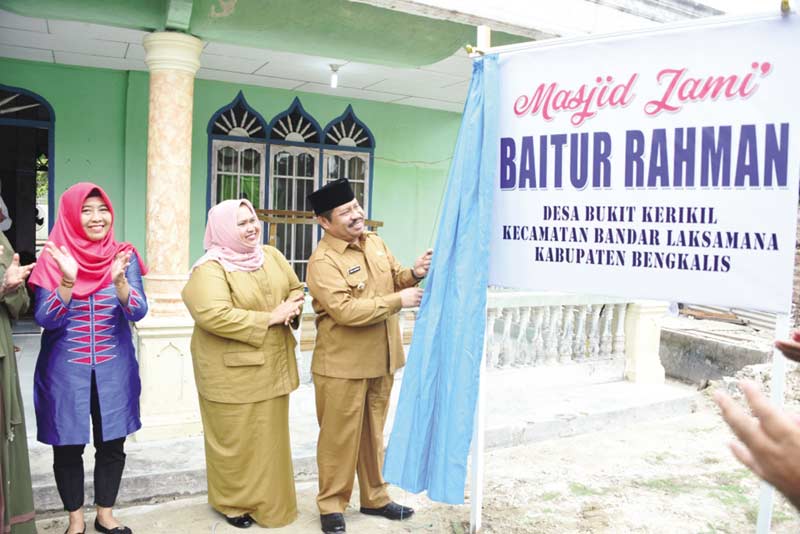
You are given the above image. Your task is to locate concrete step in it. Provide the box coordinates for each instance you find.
[658,315,774,384]
[28,368,699,512]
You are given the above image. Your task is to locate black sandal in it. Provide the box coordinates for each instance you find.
[93,517,132,534]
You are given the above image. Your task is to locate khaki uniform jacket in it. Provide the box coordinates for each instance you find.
[182,246,304,404]
[307,232,418,379]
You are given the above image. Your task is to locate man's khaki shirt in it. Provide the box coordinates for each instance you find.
[307,231,419,379]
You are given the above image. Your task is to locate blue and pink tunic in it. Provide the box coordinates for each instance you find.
[32,259,148,446]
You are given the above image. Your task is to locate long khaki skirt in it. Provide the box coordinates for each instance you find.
[199,394,297,527]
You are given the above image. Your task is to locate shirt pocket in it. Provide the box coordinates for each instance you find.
[222,350,265,367]
[345,269,369,297]
[372,251,391,272]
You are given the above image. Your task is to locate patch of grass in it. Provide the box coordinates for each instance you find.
[449,519,467,534]
[744,505,794,525]
[538,491,560,502]
[638,477,698,494]
[772,509,795,524]
[701,456,721,465]
[708,471,751,509]
[710,486,749,508]
[639,469,753,501]
[712,469,751,485]
[569,482,605,496]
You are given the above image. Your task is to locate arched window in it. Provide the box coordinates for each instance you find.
[267,97,322,280]
[0,84,55,266]
[207,91,268,209]
[206,96,377,282]
[322,105,375,216]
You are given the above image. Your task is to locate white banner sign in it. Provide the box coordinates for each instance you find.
[489,15,800,313]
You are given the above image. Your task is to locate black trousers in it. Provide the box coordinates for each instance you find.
[52,372,126,512]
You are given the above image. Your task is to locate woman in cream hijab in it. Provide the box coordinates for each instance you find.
[182,199,304,529]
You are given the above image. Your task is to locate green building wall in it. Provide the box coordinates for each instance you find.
[2,57,461,267]
[2,58,131,236]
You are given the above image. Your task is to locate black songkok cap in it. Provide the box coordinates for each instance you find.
[308,178,355,215]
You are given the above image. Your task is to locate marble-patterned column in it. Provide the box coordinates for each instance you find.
[132,32,203,440]
[142,31,203,314]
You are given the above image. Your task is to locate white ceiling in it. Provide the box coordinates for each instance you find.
[0,8,472,113]
[0,2,777,113]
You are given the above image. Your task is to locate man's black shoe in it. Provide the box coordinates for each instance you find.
[360,502,414,520]
[225,514,253,529]
[320,513,346,533]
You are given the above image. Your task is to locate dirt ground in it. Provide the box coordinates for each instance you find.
[35,366,800,534]
[467,398,798,534]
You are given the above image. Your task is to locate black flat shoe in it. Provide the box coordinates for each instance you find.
[225,514,253,529]
[63,527,86,534]
[320,512,346,533]
[360,501,414,520]
[93,518,131,534]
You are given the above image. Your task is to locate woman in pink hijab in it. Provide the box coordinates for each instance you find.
[181,199,304,529]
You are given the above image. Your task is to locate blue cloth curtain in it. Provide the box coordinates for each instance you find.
[382,54,499,504]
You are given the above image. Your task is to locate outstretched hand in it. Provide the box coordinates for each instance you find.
[713,380,800,510]
[775,330,800,363]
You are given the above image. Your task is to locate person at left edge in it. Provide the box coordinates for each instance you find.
[28,183,148,534]
[0,181,12,233]
[0,232,37,533]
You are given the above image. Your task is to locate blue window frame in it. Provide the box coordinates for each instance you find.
[206,91,269,210]
[321,105,376,216]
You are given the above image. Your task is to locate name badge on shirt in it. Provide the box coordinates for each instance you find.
[348,265,361,275]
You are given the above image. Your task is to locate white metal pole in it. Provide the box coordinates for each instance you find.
[755,311,791,533]
[477,25,491,52]
[469,26,491,534]
[470,314,488,534]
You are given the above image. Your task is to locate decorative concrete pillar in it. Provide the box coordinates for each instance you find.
[132,32,204,441]
[142,31,203,313]
[623,301,668,384]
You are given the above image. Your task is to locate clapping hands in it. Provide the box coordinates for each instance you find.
[44,241,78,282]
[269,294,305,326]
[111,250,132,286]
[1,247,35,296]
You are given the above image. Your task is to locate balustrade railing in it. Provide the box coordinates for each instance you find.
[484,291,632,371]
[295,291,637,382]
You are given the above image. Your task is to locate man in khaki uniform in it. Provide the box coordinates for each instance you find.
[307,179,431,534]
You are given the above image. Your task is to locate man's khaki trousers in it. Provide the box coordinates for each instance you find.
[313,373,394,514]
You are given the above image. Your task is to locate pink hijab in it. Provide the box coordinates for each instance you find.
[28,182,148,298]
[192,199,265,272]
